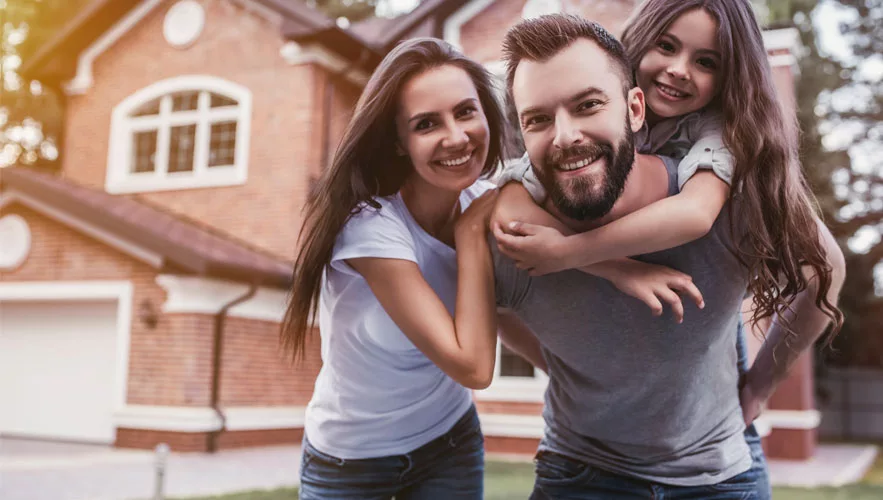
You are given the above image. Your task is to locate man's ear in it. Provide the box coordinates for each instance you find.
[627,86,646,133]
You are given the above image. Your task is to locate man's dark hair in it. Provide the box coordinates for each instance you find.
[502,14,634,98]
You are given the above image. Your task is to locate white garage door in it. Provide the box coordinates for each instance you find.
[0,300,119,443]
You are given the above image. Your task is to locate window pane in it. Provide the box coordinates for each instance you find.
[168,124,196,173]
[171,91,200,111]
[131,130,157,173]
[500,345,535,378]
[132,98,160,117]
[210,93,237,108]
[209,121,237,167]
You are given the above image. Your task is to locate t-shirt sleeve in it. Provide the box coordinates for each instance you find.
[330,203,417,276]
[496,152,548,203]
[491,237,531,310]
[676,117,734,191]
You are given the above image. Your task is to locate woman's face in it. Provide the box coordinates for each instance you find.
[636,8,722,121]
[395,64,490,194]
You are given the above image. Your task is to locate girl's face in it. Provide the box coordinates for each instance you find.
[395,64,490,194]
[636,8,722,122]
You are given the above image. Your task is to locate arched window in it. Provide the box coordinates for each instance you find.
[107,76,252,193]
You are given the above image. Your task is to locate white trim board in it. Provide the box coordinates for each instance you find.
[65,0,165,95]
[155,274,288,322]
[114,405,307,432]
[443,0,497,51]
[479,413,544,439]
[279,42,370,86]
[0,280,134,429]
[0,189,164,268]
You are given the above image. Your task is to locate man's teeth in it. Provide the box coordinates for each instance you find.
[440,154,471,167]
[658,83,687,98]
[560,156,598,171]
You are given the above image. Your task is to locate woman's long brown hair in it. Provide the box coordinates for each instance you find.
[621,0,843,339]
[281,38,507,361]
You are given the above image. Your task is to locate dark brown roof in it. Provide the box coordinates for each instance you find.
[1,167,293,288]
[23,0,470,83]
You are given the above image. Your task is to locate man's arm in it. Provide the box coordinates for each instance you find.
[740,217,846,424]
[497,308,548,374]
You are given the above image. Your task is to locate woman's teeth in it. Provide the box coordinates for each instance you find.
[439,153,471,167]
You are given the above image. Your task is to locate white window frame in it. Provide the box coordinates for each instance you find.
[106,75,252,194]
[475,340,548,403]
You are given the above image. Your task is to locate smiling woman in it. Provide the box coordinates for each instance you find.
[279,38,526,500]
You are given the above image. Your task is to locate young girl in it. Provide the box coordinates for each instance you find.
[281,38,544,499]
[493,0,842,335]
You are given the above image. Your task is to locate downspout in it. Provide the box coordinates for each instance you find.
[319,48,371,171]
[207,284,258,453]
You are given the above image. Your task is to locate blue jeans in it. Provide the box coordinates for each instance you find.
[529,449,768,499]
[528,322,772,499]
[298,405,484,499]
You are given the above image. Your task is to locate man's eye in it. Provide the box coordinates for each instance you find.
[523,116,548,128]
[577,100,601,112]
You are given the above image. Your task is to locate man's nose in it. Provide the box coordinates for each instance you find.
[553,113,583,150]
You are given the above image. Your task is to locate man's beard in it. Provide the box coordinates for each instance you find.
[534,121,635,221]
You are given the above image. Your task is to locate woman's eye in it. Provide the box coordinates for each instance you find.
[457,106,477,119]
[415,119,434,131]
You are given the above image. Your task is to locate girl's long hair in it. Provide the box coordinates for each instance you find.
[621,0,843,339]
[281,38,507,360]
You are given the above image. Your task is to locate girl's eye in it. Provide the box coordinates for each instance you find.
[697,57,719,70]
[656,40,676,53]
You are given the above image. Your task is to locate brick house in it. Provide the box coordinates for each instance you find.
[0,0,816,460]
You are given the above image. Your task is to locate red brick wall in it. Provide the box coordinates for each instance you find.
[0,202,321,410]
[60,0,359,260]
[459,0,638,63]
[220,320,321,407]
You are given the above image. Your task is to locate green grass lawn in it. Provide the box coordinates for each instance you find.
[173,454,883,500]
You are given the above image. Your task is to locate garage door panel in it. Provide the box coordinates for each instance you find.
[0,300,119,443]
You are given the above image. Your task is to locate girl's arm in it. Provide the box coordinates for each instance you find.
[496,172,729,275]
[492,183,705,323]
[348,190,499,390]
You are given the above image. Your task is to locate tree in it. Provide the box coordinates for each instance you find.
[0,0,92,170]
[778,0,883,367]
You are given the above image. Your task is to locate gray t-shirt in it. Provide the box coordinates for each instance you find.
[494,156,751,487]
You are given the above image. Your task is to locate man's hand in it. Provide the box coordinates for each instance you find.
[493,221,572,275]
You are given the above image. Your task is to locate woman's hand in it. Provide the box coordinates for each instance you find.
[455,188,499,242]
[596,259,705,324]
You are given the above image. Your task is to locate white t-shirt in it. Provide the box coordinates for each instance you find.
[304,180,494,459]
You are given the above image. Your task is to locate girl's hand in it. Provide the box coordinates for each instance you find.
[493,221,572,276]
[600,259,705,324]
[455,189,499,241]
